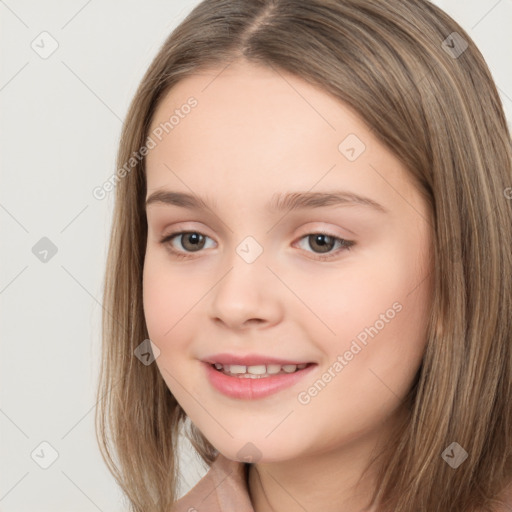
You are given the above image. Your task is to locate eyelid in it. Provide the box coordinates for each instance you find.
[294,222,353,240]
[159,221,352,241]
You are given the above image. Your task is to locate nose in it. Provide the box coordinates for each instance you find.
[208,257,284,330]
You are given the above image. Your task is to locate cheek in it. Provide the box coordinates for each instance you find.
[143,254,193,378]
[287,263,404,344]
[142,258,173,340]
[290,289,428,450]
[142,251,213,396]
[142,251,200,339]
[297,251,431,386]
[142,255,199,397]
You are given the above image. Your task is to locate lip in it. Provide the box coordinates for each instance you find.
[203,361,317,400]
[202,353,314,366]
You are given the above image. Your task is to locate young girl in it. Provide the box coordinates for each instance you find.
[95,1,512,511]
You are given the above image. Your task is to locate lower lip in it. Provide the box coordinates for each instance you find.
[203,362,317,400]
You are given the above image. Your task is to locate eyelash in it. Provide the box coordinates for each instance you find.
[158,230,355,261]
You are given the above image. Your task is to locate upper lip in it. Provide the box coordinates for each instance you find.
[202,353,315,366]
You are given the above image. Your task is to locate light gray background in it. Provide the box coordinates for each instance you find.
[1,1,511,510]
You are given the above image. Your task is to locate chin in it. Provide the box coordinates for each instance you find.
[210,437,302,465]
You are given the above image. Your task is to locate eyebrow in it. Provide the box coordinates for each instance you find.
[145,190,389,214]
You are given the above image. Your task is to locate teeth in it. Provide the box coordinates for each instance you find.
[230,364,248,374]
[266,364,282,374]
[246,365,266,375]
[212,362,309,377]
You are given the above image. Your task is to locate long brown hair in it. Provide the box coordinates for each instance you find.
[95,1,512,510]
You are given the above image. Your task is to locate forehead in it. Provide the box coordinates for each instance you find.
[148,60,368,151]
[145,60,424,221]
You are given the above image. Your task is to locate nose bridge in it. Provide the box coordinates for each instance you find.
[216,238,266,305]
[208,236,282,328]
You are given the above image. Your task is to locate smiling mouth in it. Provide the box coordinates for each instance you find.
[204,361,318,400]
[210,362,315,378]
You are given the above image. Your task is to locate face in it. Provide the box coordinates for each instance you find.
[142,59,433,464]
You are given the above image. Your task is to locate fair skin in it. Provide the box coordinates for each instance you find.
[143,59,433,512]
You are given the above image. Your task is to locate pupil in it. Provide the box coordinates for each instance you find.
[311,234,334,253]
[183,232,204,251]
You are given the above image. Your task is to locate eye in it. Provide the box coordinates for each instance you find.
[294,232,355,261]
[159,230,355,261]
[160,231,215,259]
